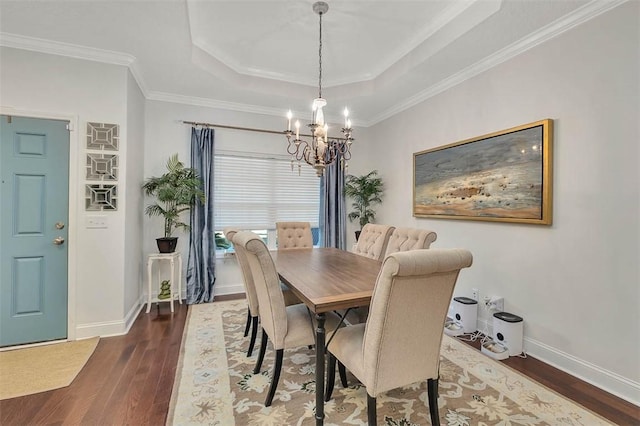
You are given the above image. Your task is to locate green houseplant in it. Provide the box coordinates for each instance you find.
[142,153,205,253]
[344,170,384,241]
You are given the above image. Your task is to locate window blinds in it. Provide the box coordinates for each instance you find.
[214,155,320,229]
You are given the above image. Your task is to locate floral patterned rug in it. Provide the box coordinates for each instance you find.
[168,300,611,426]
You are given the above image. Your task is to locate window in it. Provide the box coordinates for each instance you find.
[214,153,320,250]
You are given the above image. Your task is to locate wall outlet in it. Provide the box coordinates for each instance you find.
[471,288,479,301]
[484,296,504,312]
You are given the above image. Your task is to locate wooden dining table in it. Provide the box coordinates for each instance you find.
[271,247,382,425]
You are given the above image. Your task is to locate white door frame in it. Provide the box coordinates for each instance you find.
[1,106,79,343]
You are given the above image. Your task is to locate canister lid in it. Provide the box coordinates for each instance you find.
[454,296,478,305]
[493,311,523,323]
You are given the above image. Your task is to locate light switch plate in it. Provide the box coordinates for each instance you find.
[86,215,108,229]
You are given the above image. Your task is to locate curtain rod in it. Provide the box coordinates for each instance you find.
[182,120,348,141]
[183,120,284,136]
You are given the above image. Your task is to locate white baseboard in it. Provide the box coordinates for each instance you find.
[75,296,146,339]
[214,282,245,297]
[123,296,145,333]
[474,318,640,406]
[76,318,129,339]
[524,337,640,406]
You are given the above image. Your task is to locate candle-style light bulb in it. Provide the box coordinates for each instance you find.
[343,107,349,128]
[295,120,300,140]
[347,119,352,129]
[286,110,292,131]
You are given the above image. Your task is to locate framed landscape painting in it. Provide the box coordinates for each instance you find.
[413,119,553,225]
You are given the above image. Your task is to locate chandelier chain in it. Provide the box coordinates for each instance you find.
[318,11,323,99]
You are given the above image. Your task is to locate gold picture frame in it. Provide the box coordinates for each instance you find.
[413,119,553,225]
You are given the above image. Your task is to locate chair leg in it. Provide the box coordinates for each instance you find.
[367,394,377,426]
[247,316,259,357]
[244,309,251,337]
[325,353,336,402]
[253,328,268,374]
[427,378,440,426]
[265,349,284,407]
[338,361,348,388]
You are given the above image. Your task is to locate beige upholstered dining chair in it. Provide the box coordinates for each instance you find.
[224,227,299,357]
[384,227,437,257]
[224,227,261,357]
[325,248,473,426]
[347,223,396,324]
[276,221,313,249]
[353,223,395,261]
[234,230,340,407]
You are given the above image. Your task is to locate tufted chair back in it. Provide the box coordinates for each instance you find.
[276,221,313,249]
[384,227,437,257]
[353,224,395,261]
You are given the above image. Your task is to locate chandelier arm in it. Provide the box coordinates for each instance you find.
[303,146,318,168]
[289,140,309,161]
[336,141,349,155]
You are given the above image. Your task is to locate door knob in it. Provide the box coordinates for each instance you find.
[55,222,65,229]
[53,236,65,245]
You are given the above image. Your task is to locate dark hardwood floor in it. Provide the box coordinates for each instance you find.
[1,297,638,425]
[1,302,188,426]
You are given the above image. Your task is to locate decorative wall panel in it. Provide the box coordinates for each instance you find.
[85,184,118,211]
[86,154,118,181]
[86,122,119,151]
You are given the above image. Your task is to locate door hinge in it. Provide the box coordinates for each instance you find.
[66,123,73,131]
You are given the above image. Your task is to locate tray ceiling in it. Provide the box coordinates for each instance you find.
[0,0,622,126]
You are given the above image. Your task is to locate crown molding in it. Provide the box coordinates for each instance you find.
[0,31,148,98]
[146,91,285,117]
[128,61,149,98]
[0,32,135,66]
[367,0,628,127]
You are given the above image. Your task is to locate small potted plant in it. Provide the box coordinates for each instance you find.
[142,153,205,253]
[344,170,384,241]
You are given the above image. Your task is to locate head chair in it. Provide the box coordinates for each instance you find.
[276,221,313,249]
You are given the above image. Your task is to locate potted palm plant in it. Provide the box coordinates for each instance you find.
[142,153,205,253]
[344,170,384,241]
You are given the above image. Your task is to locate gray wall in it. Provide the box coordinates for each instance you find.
[359,1,639,402]
[124,69,146,317]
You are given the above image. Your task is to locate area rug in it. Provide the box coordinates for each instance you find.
[168,300,611,425]
[0,336,99,400]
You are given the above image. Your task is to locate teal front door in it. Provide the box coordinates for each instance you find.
[0,115,70,347]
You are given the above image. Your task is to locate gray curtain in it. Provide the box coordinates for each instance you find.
[320,154,347,249]
[187,127,215,304]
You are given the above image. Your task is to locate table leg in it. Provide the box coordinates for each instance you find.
[315,312,326,425]
[146,258,153,313]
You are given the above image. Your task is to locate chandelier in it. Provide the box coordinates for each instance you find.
[285,1,354,177]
